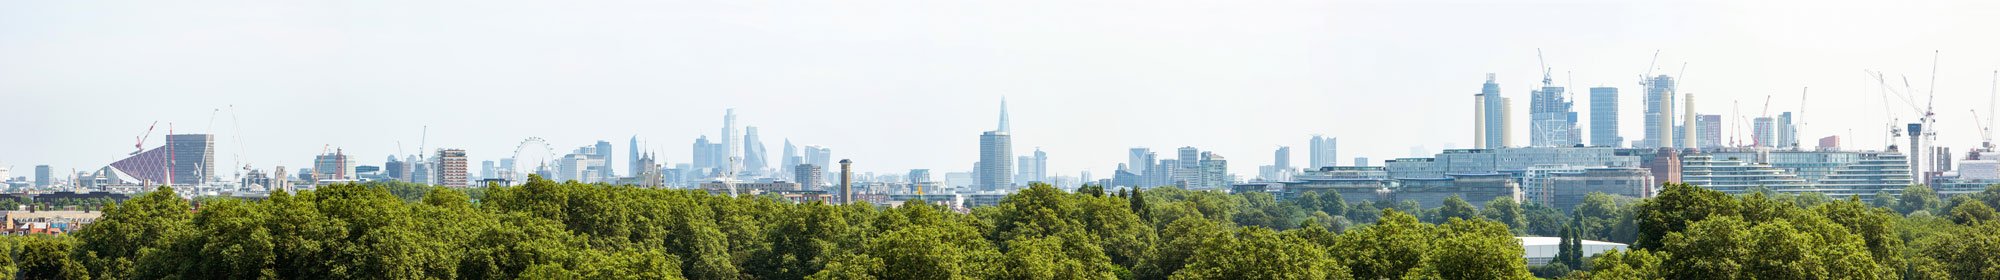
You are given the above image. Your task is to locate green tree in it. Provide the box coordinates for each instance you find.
[18,236,87,280]
[1437,195,1479,222]
[1402,218,1532,280]
[1135,217,1230,280]
[1170,227,1351,280]
[1898,184,1942,215]
[1521,203,1565,237]
[1948,199,1998,225]
[1332,209,1430,280]
[1632,183,1739,250]
[1481,197,1526,234]
[73,186,192,279]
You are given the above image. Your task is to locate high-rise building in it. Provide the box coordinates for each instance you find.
[435,149,468,187]
[1273,146,1291,170]
[594,140,614,180]
[979,99,1014,191]
[1819,136,1840,151]
[1589,87,1622,147]
[1016,148,1048,184]
[692,136,719,172]
[384,156,407,182]
[1697,115,1724,149]
[313,149,350,182]
[1196,152,1228,189]
[782,139,799,180]
[166,134,214,185]
[1127,148,1151,174]
[1754,117,1776,148]
[1642,75,1676,148]
[1777,112,1797,149]
[804,145,832,176]
[1310,135,1338,168]
[721,109,741,175]
[480,160,496,180]
[743,126,769,177]
[1475,74,1512,148]
[628,136,641,179]
[1355,157,1370,167]
[794,164,823,188]
[33,165,50,187]
[1529,72,1579,147]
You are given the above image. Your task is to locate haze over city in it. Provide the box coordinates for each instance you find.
[4,0,1999,179]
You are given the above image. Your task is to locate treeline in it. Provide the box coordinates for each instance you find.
[0,175,1994,279]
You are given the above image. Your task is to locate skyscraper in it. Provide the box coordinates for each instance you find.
[1589,87,1621,147]
[1127,148,1151,174]
[1309,135,1338,168]
[313,149,350,182]
[782,139,799,180]
[435,149,468,187]
[692,136,719,172]
[628,136,640,178]
[33,165,50,187]
[1777,112,1797,149]
[743,126,769,176]
[595,140,614,181]
[1273,146,1291,170]
[1529,72,1578,147]
[1475,74,1512,148]
[166,134,214,185]
[1697,114,1723,148]
[721,108,741,175]
[1753,117,1776,147]
[1176,147,1200,184]
[794,164,824,188]
[1642,75,1676,148]
[979,99,1014,191]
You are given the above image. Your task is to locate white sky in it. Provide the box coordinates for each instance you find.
[3,0,1999,179]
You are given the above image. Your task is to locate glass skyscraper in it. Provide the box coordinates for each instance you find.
[1589,87,1621,147]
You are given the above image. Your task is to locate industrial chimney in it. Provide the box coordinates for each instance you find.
[838,159,853,205]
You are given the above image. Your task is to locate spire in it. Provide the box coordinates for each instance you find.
[999,97,1011,133]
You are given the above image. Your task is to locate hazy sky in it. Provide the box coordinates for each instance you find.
[4,0,1999,179]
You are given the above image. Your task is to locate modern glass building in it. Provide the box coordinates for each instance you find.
[1589,87,1621,147]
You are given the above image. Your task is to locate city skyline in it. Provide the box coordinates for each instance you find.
[5,0,2000,179]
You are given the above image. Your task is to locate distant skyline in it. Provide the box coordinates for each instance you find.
[4,0,1999,178]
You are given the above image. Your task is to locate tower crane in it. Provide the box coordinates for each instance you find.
[1798,87,1808,150]
[1761,95,1773,148]
[133,121,158,155]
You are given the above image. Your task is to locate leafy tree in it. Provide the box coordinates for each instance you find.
[1436,195,1479,222]
[1632,183,1739,250]
[18,236,87,280]
[1521,203,1565,237]
[1898,184,1942,215]
[1170,227,1351,280]
[1554,224,1582,269]
[1135,217,1230,280]
[1402,218,1533,280]
[73,186,192,279]
[1948,199,1998,225]
[1332,209,1430,280]
[1232,192,1299,230]
[1481,197,1526,233]
[1578,249,1664,279]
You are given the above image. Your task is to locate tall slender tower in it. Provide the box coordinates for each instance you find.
[722,109,741,177]
[1476,74,1510,148]
[979,99,1014,191]
[628,136,640,178]
[1683,94,1697,150]
[1644,75,1677,148]
[838,159,853,204]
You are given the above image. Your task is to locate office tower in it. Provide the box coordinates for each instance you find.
[479,160,495,180]
[1355,157,1370,167]
[1529,72,1578,147]
[1017,155,1036,184]
[435,149,468,187]
[1127,148,1151,174]
[908,169,932,185]
[594,140,613,179]
[1589,87,1622,147]
[979,99,1014,191]
[384,156,407,182]
[837,159,853,204]
[793,164,823,187]
[1310,135,1338,168]
[628,136,640,178]
[721,109,741,175]
[743,126,769,176]
[1475,74,1512,148]
[1697,115,1723,149]
[804,145,832,174]
[1752,117,1776,148]
[782,139,799,179]
[408,155,431,184]
[1197,152,1227,189]
[1033,148,1048,183]
[1273,146,1291,170]
[166,134,214,185]
[1176,147,1201,184]
[314,149,350,181]
[1643,75,1677,148]
[1777,112,1797,149]
[692,136,718,171]
[1819,136,1841,151]
[498,158,515,181]
[34,165,50,187]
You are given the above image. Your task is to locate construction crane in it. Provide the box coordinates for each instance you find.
[1760,95,1773,147]
[1978,70,1998,154]
[132,121,158,155]
[1798,87,1809,150]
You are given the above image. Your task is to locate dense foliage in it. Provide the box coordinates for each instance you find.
[0,176,1994,279]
